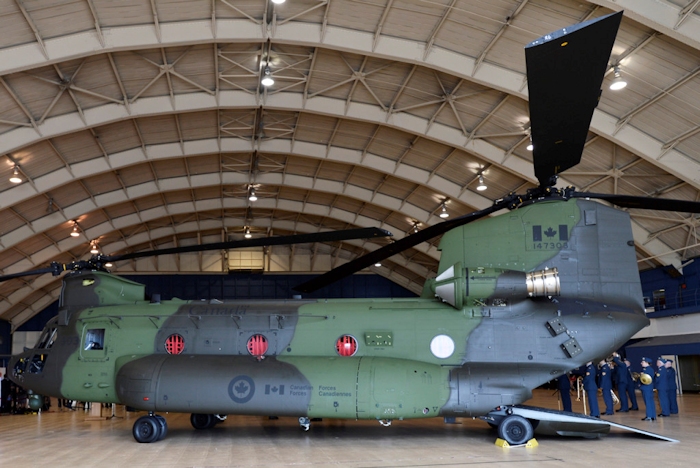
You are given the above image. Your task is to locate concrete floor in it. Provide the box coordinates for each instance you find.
[0,390,697,467]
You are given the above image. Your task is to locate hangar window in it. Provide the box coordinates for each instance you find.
[653,289,666,310]
[84,328,105,350]
[165,334,185,355]
[336,335,358,357]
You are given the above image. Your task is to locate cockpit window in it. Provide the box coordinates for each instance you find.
[84,328,105,350]
[37,328,58,349]
[28,354,46,374]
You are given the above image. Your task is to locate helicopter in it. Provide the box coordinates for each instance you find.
[6,11,697,446]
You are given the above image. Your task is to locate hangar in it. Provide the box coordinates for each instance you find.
[1,0,700,465]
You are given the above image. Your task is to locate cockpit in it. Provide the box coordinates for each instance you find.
[12,317,59,378]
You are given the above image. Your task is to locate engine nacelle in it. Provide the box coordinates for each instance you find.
[429,263,560,308]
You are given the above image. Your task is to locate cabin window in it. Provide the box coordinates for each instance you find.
[336,335,358,357]
[165,334,185,355]
[84,328,105,350]
[247,334,269,357]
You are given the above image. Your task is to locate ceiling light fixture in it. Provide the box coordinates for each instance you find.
[248,187,258,202]
[90,242,99,255]
[374,262,382,267]
[105,262,113,268]
[610,65,627,91]
[272,0,286,4]
[70,222,80,237]
[244,227,252,239]
[413,222,420,234]
[526,135,534,151]
[439,202,449,218]
[261,67,274,87]
[9,165,22,184]
[477,174,487,191]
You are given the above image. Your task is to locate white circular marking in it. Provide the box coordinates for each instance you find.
[430,334,455,359]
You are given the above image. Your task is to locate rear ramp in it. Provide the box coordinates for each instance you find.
[482,405,678,442]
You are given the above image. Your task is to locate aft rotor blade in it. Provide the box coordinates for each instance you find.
[294,199,512,293]
[526,11,622,187]
[104,227,392,263]
[571,192,700,213]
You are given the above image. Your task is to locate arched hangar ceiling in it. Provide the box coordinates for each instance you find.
[1,0,700,329]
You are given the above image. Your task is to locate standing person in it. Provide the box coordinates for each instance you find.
[598,360,614,415]
[557,372,572,412]
[624,358,640,411]
[665,359,678,415]
[0,373,11,414]
[612,353,630,412]
[640,357,656,421]
[655,357,670,417]
[583,361,600,417]
[0,373,4,413]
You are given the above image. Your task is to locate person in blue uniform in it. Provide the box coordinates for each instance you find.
[557,372,572,412]
[598,360,614,415]
[655,357,670,417]
[583,361,600,417]
[613,353,639,413]
[640,357,656,421]
[612,353,631,412]
[623,358,639,411]
[665,360,678,414]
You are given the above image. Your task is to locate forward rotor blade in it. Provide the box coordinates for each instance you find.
[294,199,512,293]
[571,192,700,213]
[0,264,62,283]
[104,227,392,263]
[526,11,622,187]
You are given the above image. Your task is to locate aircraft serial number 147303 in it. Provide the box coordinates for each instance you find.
[8,11,689,445]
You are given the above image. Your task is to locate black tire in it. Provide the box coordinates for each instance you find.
[497,415,534,445]
[190,413,216,430]
[133,415,160,443]
[154,415,168,440]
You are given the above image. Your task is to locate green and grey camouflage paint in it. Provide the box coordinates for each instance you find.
[9,199,649,423]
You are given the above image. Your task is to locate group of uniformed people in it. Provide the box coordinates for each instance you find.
[638,356,679,421]
[557,353,678,420]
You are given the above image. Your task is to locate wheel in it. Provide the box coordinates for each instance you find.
[133,415,161,443]
[497,415,534,445]
[190,413,216,430]
[154,415,168,440]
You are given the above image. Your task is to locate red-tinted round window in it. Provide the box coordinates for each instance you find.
[247,334,268,357]
[336,335,358,357]
[165,334,185,355]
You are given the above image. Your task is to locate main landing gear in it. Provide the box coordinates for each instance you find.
[497,415,534,446]
[132,413,227,443]
[191,413,227,430]
[132,413,168,443]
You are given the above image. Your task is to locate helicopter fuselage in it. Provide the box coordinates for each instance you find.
[9,199,650,421]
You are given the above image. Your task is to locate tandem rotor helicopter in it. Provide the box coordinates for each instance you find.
[7,11,695,445]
